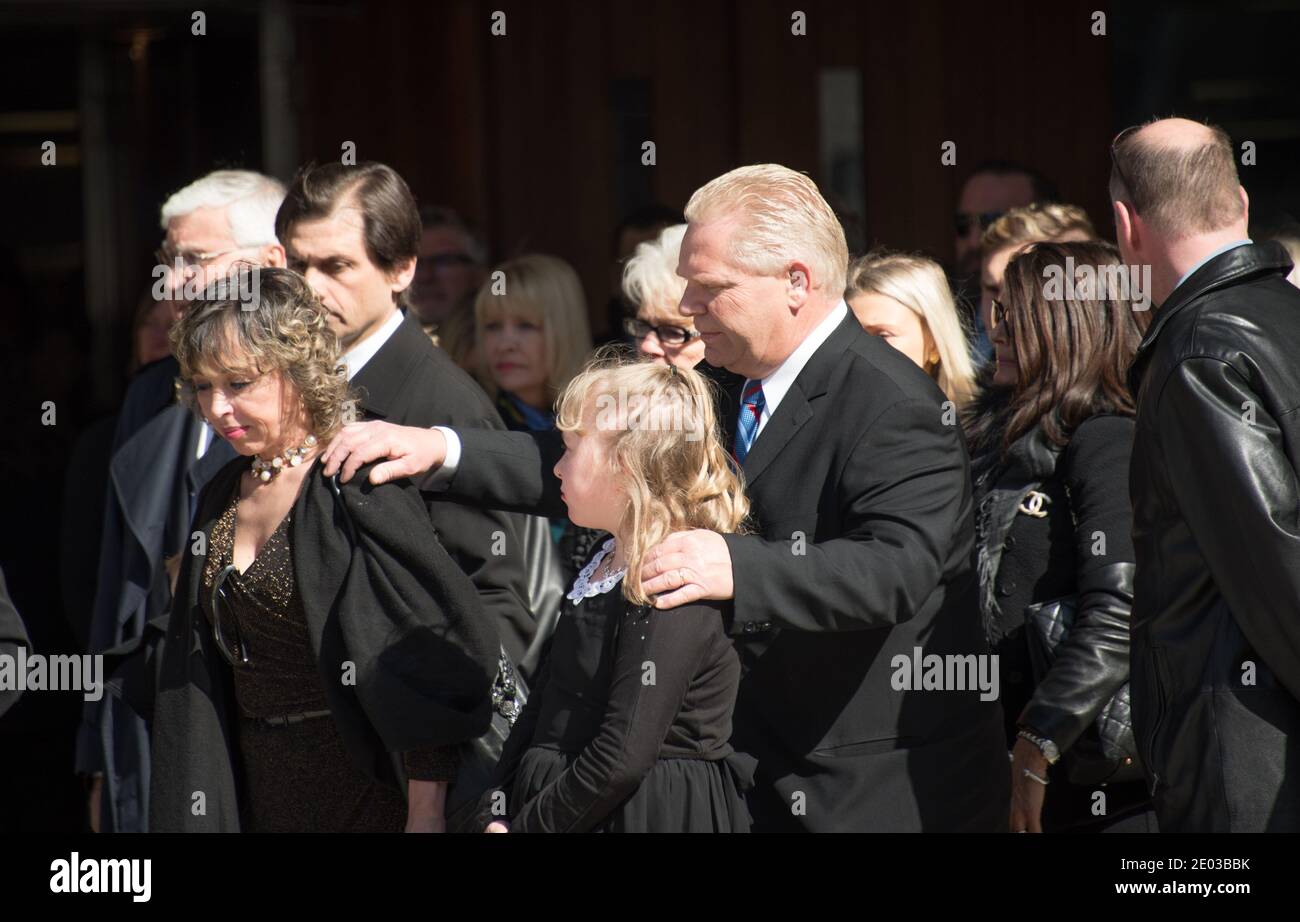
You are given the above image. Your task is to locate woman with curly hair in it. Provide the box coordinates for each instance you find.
[477,354,754,832]
[149,266,498,832]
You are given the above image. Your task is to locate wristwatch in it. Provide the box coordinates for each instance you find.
[1017,728,1060,765]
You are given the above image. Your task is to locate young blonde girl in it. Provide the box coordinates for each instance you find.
[478,353,753,832]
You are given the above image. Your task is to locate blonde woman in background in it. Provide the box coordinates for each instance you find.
[846,250,977,409]
[475,253,600,635]
[476,253,593,426]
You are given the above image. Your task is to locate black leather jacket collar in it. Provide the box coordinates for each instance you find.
[1129,240,1294,395]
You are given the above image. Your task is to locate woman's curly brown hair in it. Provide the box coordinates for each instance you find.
[170,265,356,441]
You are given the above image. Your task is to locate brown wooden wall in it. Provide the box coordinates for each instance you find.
[293,0,1113,336]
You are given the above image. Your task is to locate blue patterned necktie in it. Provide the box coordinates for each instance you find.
[733,379,766,465]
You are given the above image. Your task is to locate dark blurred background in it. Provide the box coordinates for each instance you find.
[1,0,1298,830]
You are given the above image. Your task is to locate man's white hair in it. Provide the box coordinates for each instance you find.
[159,169,285,247]
[622,224,688,312]
[684,164,848,296]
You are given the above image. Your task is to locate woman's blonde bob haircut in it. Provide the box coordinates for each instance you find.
[171,265,355,442]
[684,164,849,297]
[475,253,593,405]
[845,250,978,410]
[555,350,750,606]
[622,223,689,317]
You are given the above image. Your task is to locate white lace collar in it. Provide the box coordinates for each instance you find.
[566,538,626,602]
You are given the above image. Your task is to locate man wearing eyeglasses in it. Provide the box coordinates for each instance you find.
[410,206,488,330]
[953,161,1057,283]
[951,162,1057,360]
[76,170,287,834]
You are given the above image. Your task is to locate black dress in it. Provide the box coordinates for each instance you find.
[488,538,751,833]
[201,479,456,833]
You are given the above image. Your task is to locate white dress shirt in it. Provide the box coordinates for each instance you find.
[195,421,212,460]
[342,309,406,381]
[747,299,848,440]
[424,299,848,488]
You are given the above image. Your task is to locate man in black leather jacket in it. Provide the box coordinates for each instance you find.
[1115,117,1300,832]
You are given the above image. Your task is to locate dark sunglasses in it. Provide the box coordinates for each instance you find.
[1110,124,1141,202]
[990,297,1008,330]
[624,316,700,347]
[208,563,249,667]
[954,211,1005,238]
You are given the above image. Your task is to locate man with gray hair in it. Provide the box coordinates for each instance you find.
[318,164,1010,832]
[77,169,286,833]
[1115,118,1300,832]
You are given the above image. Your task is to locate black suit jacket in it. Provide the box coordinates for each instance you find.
[350,314,533,668]
[75,359,236,833]
[444,312,1010,831]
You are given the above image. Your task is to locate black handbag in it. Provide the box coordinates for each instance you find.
[1023,597,1143,786]
[445,647,528,832]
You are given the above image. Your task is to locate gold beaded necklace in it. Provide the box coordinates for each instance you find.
[251,434,319,483]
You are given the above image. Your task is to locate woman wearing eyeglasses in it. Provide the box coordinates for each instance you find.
[621,224,743,434]
[621,224,706,370]
[963,240,1155,833]
[149,267,498,833]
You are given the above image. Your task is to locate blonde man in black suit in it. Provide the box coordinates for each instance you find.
[320,165,1010,832]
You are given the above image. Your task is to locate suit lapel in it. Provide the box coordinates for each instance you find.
[740,312,858,487]
[720,372,744,455]
[350,313,426,420]
[741,384,813,486]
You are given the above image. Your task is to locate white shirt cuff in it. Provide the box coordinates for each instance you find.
[422,426,462,490]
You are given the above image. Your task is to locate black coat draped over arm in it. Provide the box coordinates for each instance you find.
[149,458,498,832]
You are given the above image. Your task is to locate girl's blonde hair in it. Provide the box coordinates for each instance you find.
[555,350,749,606]
[475,253,593,405]
[845,250,977,409]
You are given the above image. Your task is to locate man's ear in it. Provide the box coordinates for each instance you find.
[1238,185,1250,226]
[788,260,812,308]
[261,242,287,269]
[388,256,417,295]
[1112,200,1138,255]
